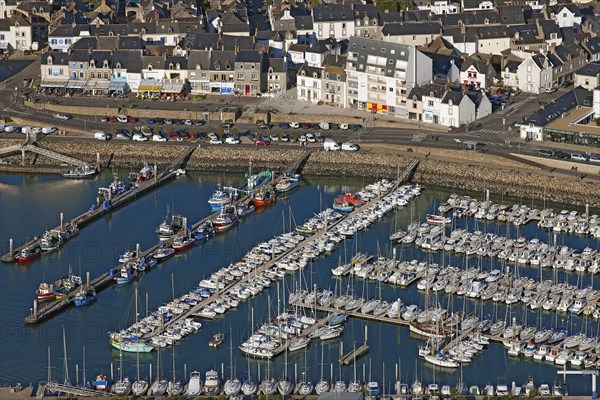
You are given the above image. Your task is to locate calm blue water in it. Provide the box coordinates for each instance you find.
[0,171,597,394]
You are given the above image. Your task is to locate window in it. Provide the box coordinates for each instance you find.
[389,87,393,92]
[428,100,434,107]
[448,107,453,115]
[237,73,244,79]
[251,73,258,80]
[412,102,417,109]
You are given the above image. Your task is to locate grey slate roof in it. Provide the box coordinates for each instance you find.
[441,90,465,104]
[498,5,529,25]
[348,36,412,78]
[353,4,378,19]
[574,62,600,77]
[114,49,142,72]
[235,49,262,63]
[524,86,592,126]
[41,52,72,65]
[584,37,600,55]
[504,59,521,72]
[210,50,236,70]
[295,15,313,30]
[381,22,442,36]
[378,12,403,25]
[312,4,354,22]
[408,83,451,101]
[187,49,211,70]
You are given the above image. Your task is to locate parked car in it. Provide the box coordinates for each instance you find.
[53,113,72,120]
[184,119,194,125]
[306,133,316,143]
[221,123,233,129]
[278,123,289,129]
[349,124,362,130]
[280,133,290,142]
[537,149,553,157]
[545,87,557,94]
[116,130,132,140]
[100,116,109,123]
[146,118,155,125]
[225,136,240,145]
[94,131,111,140]
[553,150,570,159]
[4,125,16,133]
[571,153,588,162]
[323,139,340,151]
[289,122,300,129]
[133,133,147,141]
[339,124,349,130]
[341,142,359,151]
[315,134,325,143]
[589,155,600,164]
[209,138,223,144]
[164,118,173,125]
[117,114,128,123]
[270,133,279,142]
[299,123,310,129]
[127,116,137,123]
[258,123,270,129]
[299,135,307,142]
[152,133,167,142]
[254,139,270,146]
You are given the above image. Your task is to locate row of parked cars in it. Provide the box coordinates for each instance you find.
[260,122,362,131]
[1,123,56,134]
[537,149,600,163]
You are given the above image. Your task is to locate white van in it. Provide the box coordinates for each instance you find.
[341,142,358,151]
[318,122,330,130]
[4,125,16,133]
[21,126,32,134]
[94,131,109,140]
[571,153,588,162]
[41,126,56,134]
[323,138,340,151]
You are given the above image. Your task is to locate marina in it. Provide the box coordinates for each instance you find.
[1,156,597,395]
[24,151,313,324]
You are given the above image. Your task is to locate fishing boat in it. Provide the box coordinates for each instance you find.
[115,264,138,285]
[208,185,232,211]
[36,282,55,299]
[185,371,203,396]
[40,230,63,252]
[156,214,187,240]
[153,245,175,261]
[172,233,196,252]
[241,159,272,191]
[236,200,255,217]
[92,374,109,392]
[130,164,154,186]
[333,200,354,213]
[53,267,81,299]
[253,189,276,207]
[426,214,451,224]
[15,246,42,263]
[73,288,97,307]
[61,165,96,179]
[209,332,224,348]
[193,221,215,241]
[212,206,238,232]
[275,174,300,192]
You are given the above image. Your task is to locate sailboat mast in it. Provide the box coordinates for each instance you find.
[47,347,52,383]
[62,326,69,385]
[82,346,86,386]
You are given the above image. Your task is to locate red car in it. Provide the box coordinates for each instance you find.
[255,139,270,146]
[299,123,310,129]
[127,116,137,123]
[107,116,117,122]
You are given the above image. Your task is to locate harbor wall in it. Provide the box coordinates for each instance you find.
[1,139,598,207]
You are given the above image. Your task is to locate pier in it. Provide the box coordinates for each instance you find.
[23,150,315,324]
[35,382,105,398]
[2,145,196,263]
[340,343,370,365]
[137,159,421,342]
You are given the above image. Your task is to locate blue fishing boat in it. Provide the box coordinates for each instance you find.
[194,221,215,241]
[115,265,137,285]
[153,244,175,261]
[239,159,272,191]
[73,288,97,307]
[208,185,232,211]
[333,200,354,213]
[236,200,255,217]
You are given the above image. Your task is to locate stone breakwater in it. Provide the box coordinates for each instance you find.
[1,140,597,207]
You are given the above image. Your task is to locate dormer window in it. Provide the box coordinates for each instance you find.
[215,63,220,70]
[103,60,109,68]
[148,64,153,70]
[47,55,52,65]
[90,59,95,67]
[116,62,122,69]
[169,63,174,70]
[176,63,181,70]
[226,63,231,70]
[196,64,201,70]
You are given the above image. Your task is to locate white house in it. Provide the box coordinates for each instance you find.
[312,4,355,40]
[296,64,322,104]
[459,58,496,90]
[439,91,475,128]
[415,0,459,14]
[1,13,32,50]
[550,4,582,29]
[515,52,552,93]
[462,0,494,11]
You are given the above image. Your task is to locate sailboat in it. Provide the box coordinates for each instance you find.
[277,345,294,395]
[241,355,257,395]
[347,342,362,392]
[44,347,57,396]
[167,343,184,396]
[131,343,149,396]
[110,288,154,353]
[296,347,314,395]
[315,342,329,394]
[113,346,132,395]
[260,357,277,395]
[150,349,168,396]
[224,329,242,396]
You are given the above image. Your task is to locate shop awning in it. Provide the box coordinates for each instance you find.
[109,81,128,92]
[160,83,184,94]
[84,80,110,90]
[138,81,162,93]
[66,80,88,89]
[41,80,67,88]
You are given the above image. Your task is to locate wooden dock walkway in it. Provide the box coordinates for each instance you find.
[340,343,369,365]
[3,145,196,263]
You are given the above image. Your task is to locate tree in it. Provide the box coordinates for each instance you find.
[375,0,414,12]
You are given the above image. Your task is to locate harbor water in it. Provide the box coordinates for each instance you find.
[0,171,597,393]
